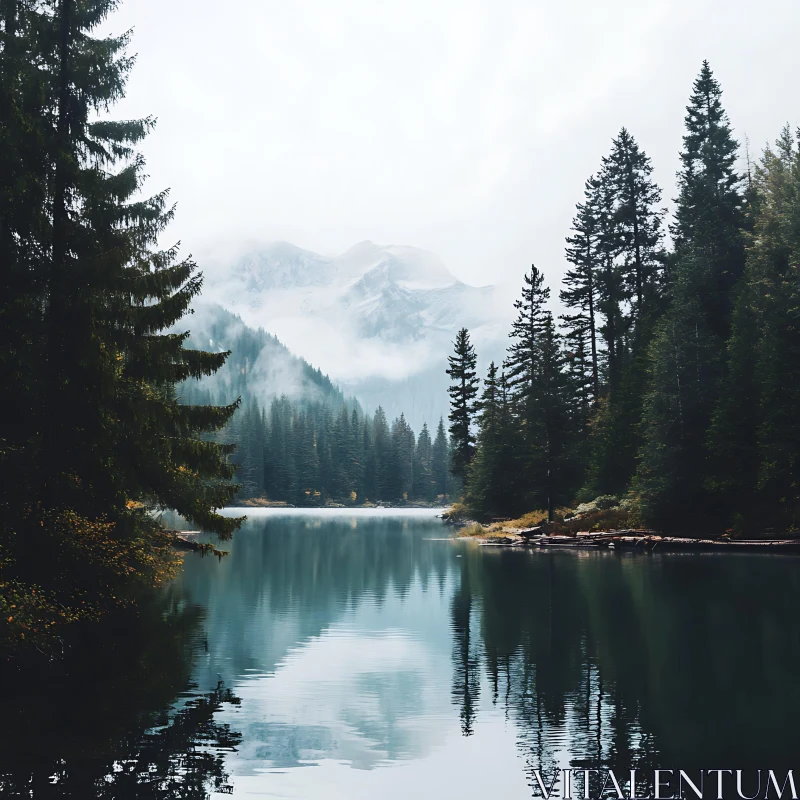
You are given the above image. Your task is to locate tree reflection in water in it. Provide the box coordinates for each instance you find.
[0,588,242,799]
[451,546,800,790]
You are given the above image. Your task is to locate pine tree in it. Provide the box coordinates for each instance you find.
[636,62,744,528]
[560,317,594,444]
[295,410,320,503]
[432,418,450,499]
[446,328,479,482]
[505,263,549,507]
[504,266,574,518]
[0,1,49,484]
[331,405,352,498]
[710,127,800,531]
[466,363,518,515]
[362,415,376,501]
[592,173,628,393]
[506,264,550,411]
[413,423,435,501]
[577,133,667,497]
[1,0,243,649]
[603,127,665,318]
[535,314,575,520]
[391,414,415,500]
[672,59,744,336]
[349,408,364,502]
[372,406,392,500]
[562,178,601,402]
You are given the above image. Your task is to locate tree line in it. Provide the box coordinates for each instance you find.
[0,1,239,653]
[227,398,454,505]
[449,62,800,533]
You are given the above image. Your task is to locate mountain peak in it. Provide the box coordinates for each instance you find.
[336,241,459,290]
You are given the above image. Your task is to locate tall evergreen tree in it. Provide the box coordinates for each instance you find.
[592,173,628,393]
[636,62,744,528]
[391,414,415,500]
[413,423,435,501]
[349,408,364,501]
[432,418,450,499]
[603,127,665,318]
[506,264,550,410]
[466,363,518,515]
[562,178,601,402]
[672,59,745,336]
[1,0,242,650]
[372,406,392,500]
[446,328,479,482]
[505,266,575,518]
[710,127,800,531]
[580,132,667,497]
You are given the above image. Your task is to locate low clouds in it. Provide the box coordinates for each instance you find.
[106,0,799,294]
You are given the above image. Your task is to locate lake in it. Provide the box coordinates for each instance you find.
[2,508,800,799]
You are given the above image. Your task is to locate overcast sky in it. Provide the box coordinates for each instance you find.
[105,0,799,290]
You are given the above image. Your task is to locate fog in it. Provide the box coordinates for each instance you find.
[104,0,799,293]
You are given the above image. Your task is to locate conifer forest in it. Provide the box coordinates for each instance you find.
[2,0,800,660]
[450,63,800,535]
[3,1,800,797]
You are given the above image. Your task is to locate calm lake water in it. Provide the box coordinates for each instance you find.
[3,509,800,799]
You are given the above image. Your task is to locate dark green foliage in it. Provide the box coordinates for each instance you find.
[672,60,745,336]
[0,0,241,651]
[502,266,575,519]
[446,328,480,481]
[463,267,577,520]
[390,413,416,500]
[709,128,800,531]
[412,423,435,501]
[460,62,799,535]
[465,364,518,515]
[221,397,451,505]
[558,132,666,498]
[604,127,666,315]
[562,178,601,402]
[432,418,451,499]
[635,254,724,527]
[635,64,744,529]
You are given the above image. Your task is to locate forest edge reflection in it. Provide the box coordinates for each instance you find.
[2,512,800,798]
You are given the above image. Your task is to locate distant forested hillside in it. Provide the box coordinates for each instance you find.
[181,305,454,505]
[179,304,344,408]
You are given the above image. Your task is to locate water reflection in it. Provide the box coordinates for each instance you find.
[3,511,800,799]
[454,545,800,787]
[0,591,242,798]
[179,511,458,774]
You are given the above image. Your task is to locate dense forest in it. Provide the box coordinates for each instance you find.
[0,1,242,653]
[228,400,453,505]
[451,62,800,534]
[179,306,456,505]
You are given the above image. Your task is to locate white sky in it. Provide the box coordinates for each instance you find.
[106,0,800,290]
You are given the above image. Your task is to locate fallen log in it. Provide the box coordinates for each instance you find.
[522,530,800,554]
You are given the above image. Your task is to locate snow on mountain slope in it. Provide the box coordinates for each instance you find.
[202,241,510,428]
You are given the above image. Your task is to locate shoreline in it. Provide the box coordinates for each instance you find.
[230,499,450,510]
[455,528,800,554]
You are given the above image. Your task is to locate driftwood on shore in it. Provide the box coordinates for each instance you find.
[518,530,800,553]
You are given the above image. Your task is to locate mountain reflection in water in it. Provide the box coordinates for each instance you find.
[2,509,799,799]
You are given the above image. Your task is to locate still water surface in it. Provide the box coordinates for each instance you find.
[3,509,800,798]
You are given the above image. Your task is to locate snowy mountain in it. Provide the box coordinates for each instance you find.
[202,241,510,428]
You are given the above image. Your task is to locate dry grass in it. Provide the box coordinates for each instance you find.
[489,506,631,535]
[442,502,470,523]
[239,498,292,508]
[457,523,521,540]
